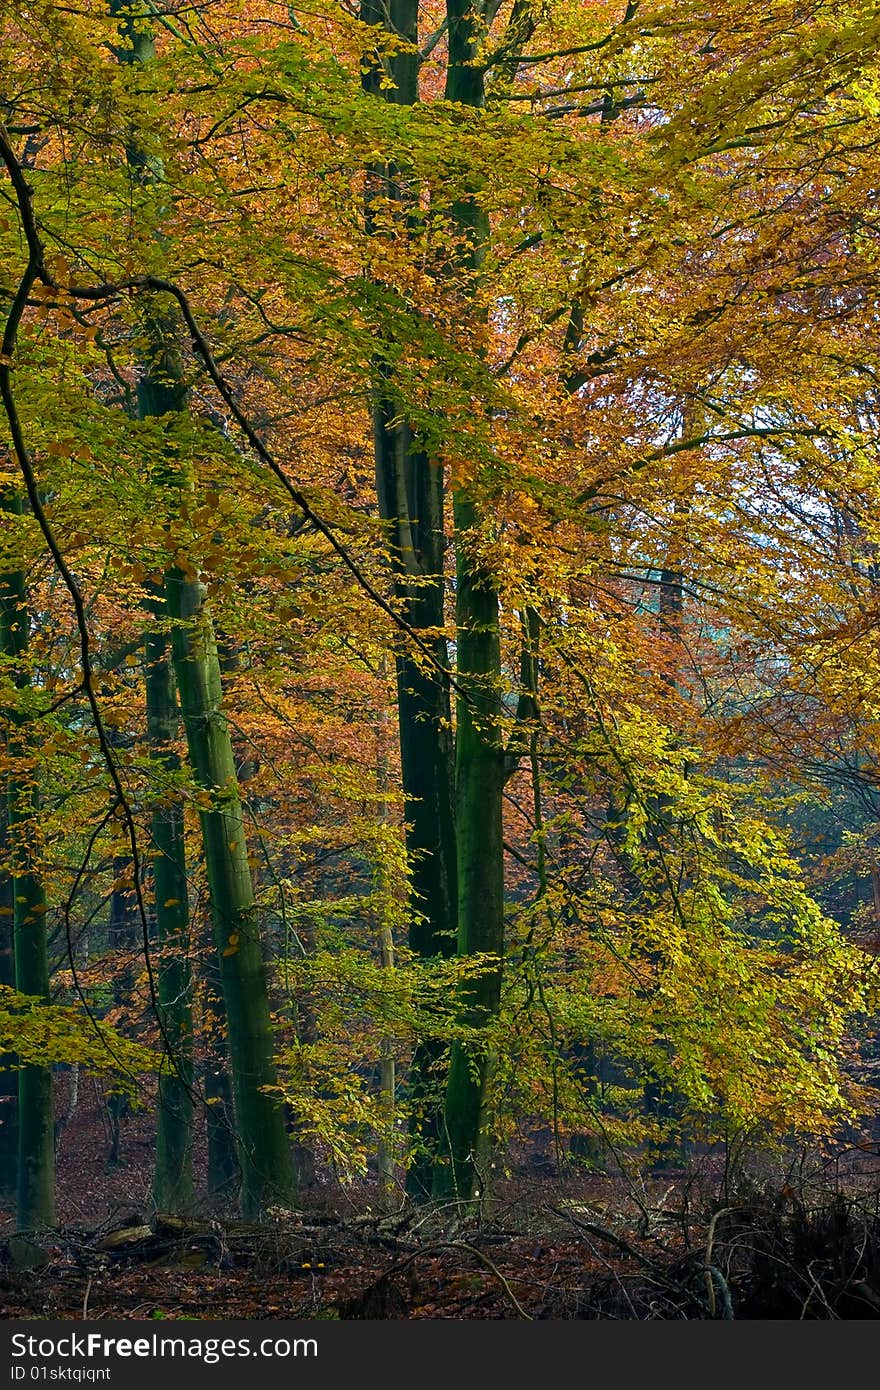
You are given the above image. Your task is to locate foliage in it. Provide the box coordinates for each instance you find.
[0,985,158,1091]
[1,0,879,1199]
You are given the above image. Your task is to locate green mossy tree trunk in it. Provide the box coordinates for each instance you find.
[110,0,291,1216]
[360,0,458,1199]
[0,795,18,1200]
[433,4,506,1202]
[137,331,291,1215]
[136,305,292,1215]
[434,491,505,1200]
[145,615,194,1214]
[104,730,139,1169]
[379,426,457,1199]
[0,499,53,1228]
[111,0,195,1215]
[165,570,295,1215]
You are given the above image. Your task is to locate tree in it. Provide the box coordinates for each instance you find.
[1,0,878,1222]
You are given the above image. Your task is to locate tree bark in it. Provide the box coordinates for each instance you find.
[375,712,397,1206]
[360,0,459,1199]
[110,0,292,1215]
[145,615,194,1214]
[136,305,293,1214]
[198,902,239,1201]
[0,500,54,1228]
[433,6,506,1202]
[434,492,505,1200]
[0,794,18,1200]
[165,570,295,1215]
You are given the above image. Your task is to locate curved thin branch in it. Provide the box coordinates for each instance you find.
[0,123,185,1092]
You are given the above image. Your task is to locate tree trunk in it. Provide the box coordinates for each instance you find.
[377,917,396,1207]
[111,0,292,1210]
[383,435,457,1199]
[146,615,194,1214]
[165,570,295,1215]
[375,713,398,1206]
[201,934,240,1202]
[104,759,138,1169]
[434,491,505,1200]
[360,0,459,1199]
[0,505,54,1228]
[432,0,506,1203]
[136,308,292,1214]
[0,794,18,1201]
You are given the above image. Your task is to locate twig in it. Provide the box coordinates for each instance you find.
[444,1241,533,1320]
[705,1264,734,1320]
[703,1207,733,1317]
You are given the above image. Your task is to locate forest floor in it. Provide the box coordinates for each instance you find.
[2,1078,880,1319]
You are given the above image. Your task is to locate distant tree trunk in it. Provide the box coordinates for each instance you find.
[0,794,18,1201]
[643,460,695,1171]
[200,933,239,1202]
[642,549,685,1163]
[870,864,880,948]
[11,805,54,1231]
[377,930,396,1206]
[205,1059,238,1200]
[105,782,138,1168]
[284,910,316,1192]
[54,1063,79,1161]
[375,716,397,1207]
[0,500,54,1228]
[55,932,87,1161]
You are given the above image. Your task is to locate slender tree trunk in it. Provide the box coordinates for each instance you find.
[360,0,459,1199]
[205,1060,238,1199]
[105,776,138,1168]
[165,570,295,1215]
[871,864,880,949]
[377,916,396,1206]
[136,305,293,1214]
[0,501,54,1228]
[286,911,317,1193]
[642,506,688,1170]
[146,615,194,1214]
[0,795,18,1200]
[375,711,397,1206]
[54,1058,80,1162]
[11,805,54,1230]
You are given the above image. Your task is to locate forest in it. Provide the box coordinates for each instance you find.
[1,0,880,1322]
